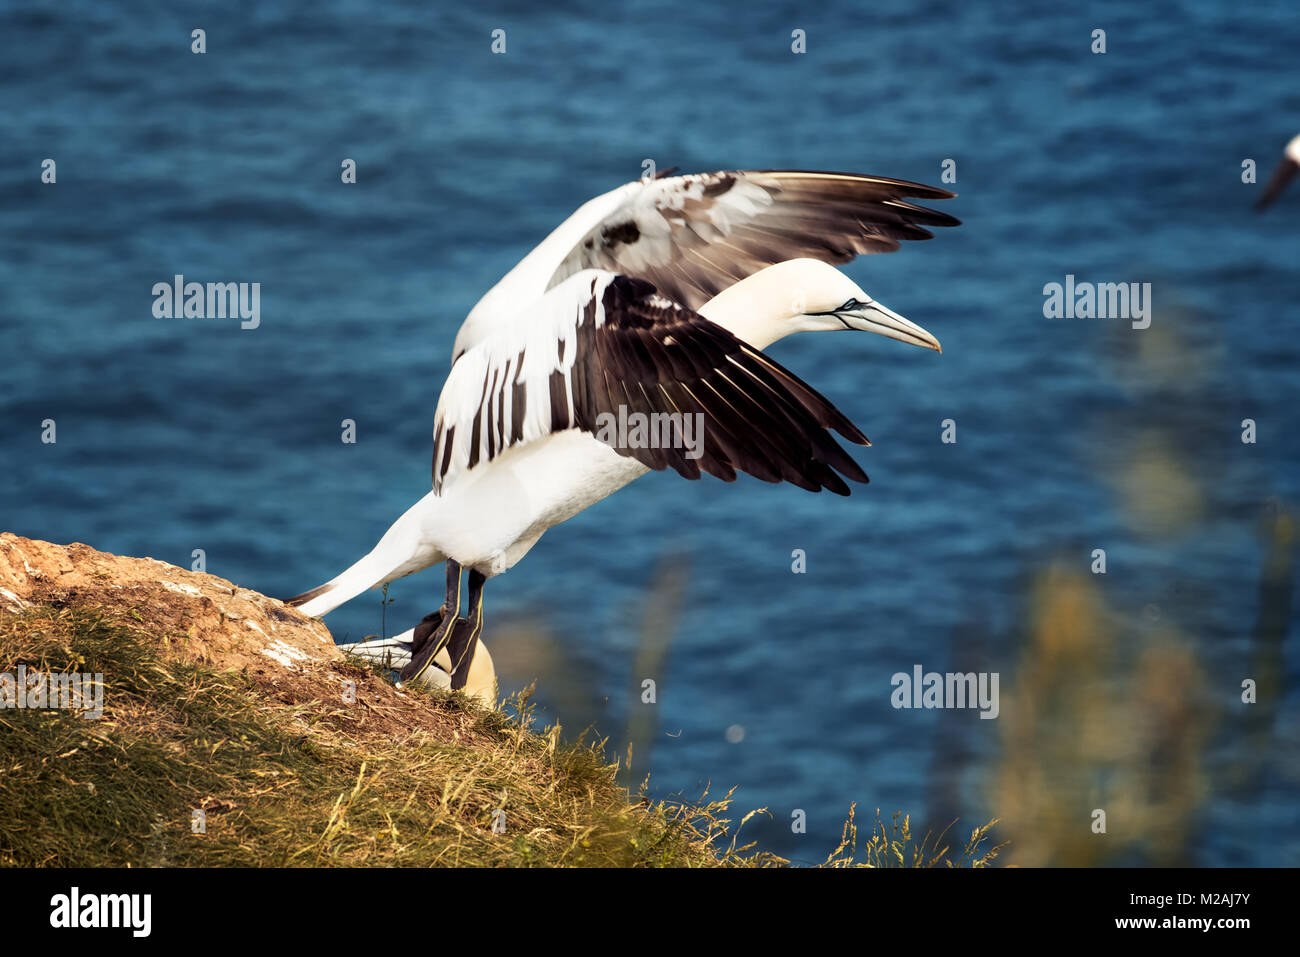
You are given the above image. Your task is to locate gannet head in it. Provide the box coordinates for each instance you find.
[697,258,941,353]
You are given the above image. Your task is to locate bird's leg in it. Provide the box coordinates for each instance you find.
[445,570,486,691]
[407,606,447,658]
[399,560,462,684]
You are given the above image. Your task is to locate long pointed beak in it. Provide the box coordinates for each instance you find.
[841,300,942,353]
[1256,157,1298,212]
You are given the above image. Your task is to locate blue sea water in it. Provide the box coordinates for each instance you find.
[1,0,1298,865]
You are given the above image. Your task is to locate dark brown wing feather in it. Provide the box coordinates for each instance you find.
[569,276,870,494]
[560,170,960,312]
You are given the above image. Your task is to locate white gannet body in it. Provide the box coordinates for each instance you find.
[290,169,958,689]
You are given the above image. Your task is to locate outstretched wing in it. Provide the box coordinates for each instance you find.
[553,170,959,310]
[453,169,959,360]
[433,270,870,496]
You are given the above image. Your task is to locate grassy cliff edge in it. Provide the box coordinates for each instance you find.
[0,534,761,867]
[0,534,1001,868]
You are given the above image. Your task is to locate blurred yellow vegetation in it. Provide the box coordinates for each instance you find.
[993,565,1212,865]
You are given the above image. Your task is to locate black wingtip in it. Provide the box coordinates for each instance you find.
[1256,157,1298,213]
[831,470,869,494]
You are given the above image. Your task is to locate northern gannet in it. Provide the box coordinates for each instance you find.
[290,169,959,689]
[1257,134,1300,210]
[339,627,497,707]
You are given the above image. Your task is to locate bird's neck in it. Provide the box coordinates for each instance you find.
[697,281,794,350]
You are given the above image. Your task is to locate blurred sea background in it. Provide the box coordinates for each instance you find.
[1,0,1297,865]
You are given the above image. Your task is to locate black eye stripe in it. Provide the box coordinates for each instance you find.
[808,298,865,317]
[806,297,868,315]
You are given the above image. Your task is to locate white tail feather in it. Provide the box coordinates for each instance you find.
[291,495,445,617]
[294,552,396,617]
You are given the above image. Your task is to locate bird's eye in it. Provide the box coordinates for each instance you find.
[839,298,860,311]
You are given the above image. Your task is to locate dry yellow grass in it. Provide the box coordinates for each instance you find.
[0,534,1004,868]
[0,604,774,867]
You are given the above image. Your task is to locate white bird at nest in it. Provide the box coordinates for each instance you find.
[339,631,497,707]
[289,169,959,691]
